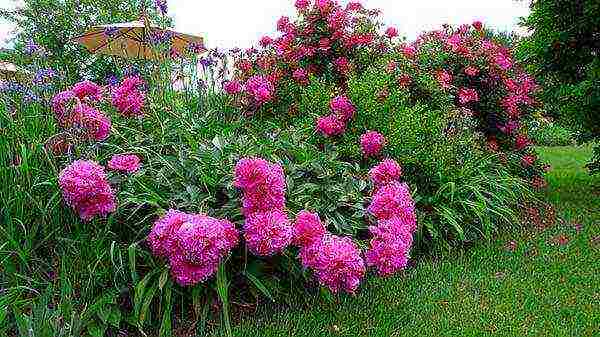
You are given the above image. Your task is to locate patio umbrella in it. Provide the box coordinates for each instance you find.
[74,18,206,61]
[0,61,32,81]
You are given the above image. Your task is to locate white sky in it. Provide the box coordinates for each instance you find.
[0,0,530,49]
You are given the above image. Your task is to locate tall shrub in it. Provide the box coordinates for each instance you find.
[518,0,600,174]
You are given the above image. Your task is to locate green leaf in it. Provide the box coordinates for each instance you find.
[158,286,173,337]
[133,270,157,322]
[158,266,169,291]
[244,271,274,302]
[139,283,158,325]
[87,321,107,337]
[216,263,232,337]
[107,306,121,328]
[128,243,138,284]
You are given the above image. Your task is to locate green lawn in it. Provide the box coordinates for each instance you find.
[230,146,600,337]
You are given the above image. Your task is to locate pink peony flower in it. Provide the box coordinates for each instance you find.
[531,176,548,189]
[244,210,293,256]
[234,158,286,216]
[495,52,513,70]
[368,181,415,221]
[245,75,274,104]
[346,2,363,11]
[277,16,291,33]
[293,210,326,247]
[223,80,242,94]
[472,21,483,31]
[397,74,412,88]
[436,70,453,90]
[148,209,195,258]
[75,104,111,141]
[464,66,480,77]
[316,0,333,14]
[446,34,463,52]
[386,60,397,73]
[299,234,365,294]
[402,45,417,59]
[521,154,536,167]
[58,160,116,221]
[260,36,273,47]
[366,216,414,276]
[169,215,239,286]
[360,131,386,157]
[72,80,102,101]
[369,159,402,186]
[515,134,530,150]
[330,95,356,122]
[334,57,351,75]
[112,76,145,117]
[237,59,253,73]
[293,68,309,85]
[385,26,398,38]
[108,154,141,173]
[295,0,310,10]
[51,90,76,126]
[316,114,345,137]
[458,88,479,105]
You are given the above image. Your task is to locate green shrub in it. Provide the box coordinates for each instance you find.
[527,117,574,146]
[518,0,600,174]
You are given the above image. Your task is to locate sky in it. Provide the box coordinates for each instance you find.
[0,0,531,49]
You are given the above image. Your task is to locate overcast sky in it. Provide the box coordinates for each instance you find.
[0,0,530,49]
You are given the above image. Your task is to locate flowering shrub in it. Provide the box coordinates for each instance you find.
[407,23,546,183]
[58,160,116,221]
[227,0,391,115]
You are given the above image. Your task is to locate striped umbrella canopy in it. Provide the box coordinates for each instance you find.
[74,18,206,61]
[0,61,32,80]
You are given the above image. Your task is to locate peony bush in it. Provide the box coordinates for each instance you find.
[35,1,542,334]
[406,23,547,184]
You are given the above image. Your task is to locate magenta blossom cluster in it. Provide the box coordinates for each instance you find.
[317,95,356,137]
[229,0,388,114]
[411,22,545,183]
[223,80,243,95]
[244,210,293,256]
[369,159,402,186]
[245,75,275,105]
[112,76,146,117]
[366,160,416,276]
[292,210,326,247]
[74,104,111,141]
[51,82,112,141]
[299,234,365,294]
[58,160,116,221]
[148,210,239,286]
[360,131,386,157]
[292,209,366,294]
[234,158,292,256]
[108,154,141,173]
[51,90,77,126]
[71,80,102,101]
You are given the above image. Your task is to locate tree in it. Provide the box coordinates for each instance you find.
[0,0,170,83]
[518,0,600,174]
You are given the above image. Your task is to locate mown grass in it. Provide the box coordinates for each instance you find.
[229,145,600,337]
